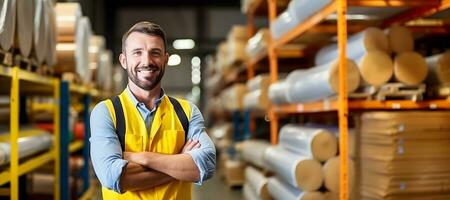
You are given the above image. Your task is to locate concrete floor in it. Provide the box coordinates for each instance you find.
[192,174,242,200]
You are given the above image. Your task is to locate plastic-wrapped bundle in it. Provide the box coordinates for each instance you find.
[267,177,325,200]
[243,183,259,200]
[264,146,323,191]
[286,59,360,103]
[279,124,337,162]
[98,50,114,91]
[0,129,53,165]
[16,0,34,57]
[315,27,389,66]
[425,51,450,86]
[394,51,428,85]
[287,0,332,28]
[245,166,271,200]
[0,0,16,51]
[269,80,290,105]
[271,11,298,39]
[241,140,270,170]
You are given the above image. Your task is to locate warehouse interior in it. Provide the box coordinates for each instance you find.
[1,0,450,200]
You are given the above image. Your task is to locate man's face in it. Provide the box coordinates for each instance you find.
[119,32,168,91]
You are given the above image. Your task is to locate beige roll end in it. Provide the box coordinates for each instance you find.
[394,52,428,85]
[295,159,324,191]
[387,25,414,54]
[311,130,338,162]
[363,27,390,53]
[435,51,450,84]
[323,156,355,193]
[301,191,326,200]
[55,2,82,42]
[329,59,361,94]
[55,43,76,73]
[260,184,271,200]
[359,51,394,86]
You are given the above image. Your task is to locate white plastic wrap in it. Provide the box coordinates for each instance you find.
[286,59,360,103]
[16,0,34,57]
[0,131,53,165]
[425,51,450,85]
[271,11,298,39]
[269,80,290,105]
[0,0,16,51]
[243,89,269,111]
[264,146,323,191]
[287,0,332,27]
[315,27,389,66]
[247,74,270,92]
[242,140,270,169]
[245,166,270,200]
[279,124,337,162]
[267,177,325,200]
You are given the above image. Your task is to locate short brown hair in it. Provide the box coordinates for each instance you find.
[121,21,167,52]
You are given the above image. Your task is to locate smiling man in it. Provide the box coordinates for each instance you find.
[89,21,216,200]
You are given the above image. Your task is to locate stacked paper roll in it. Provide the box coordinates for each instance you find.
[16,0,34,57]
[0,128,53,166]
[393,51,428,85]
[425,51,450,86]
[220,84,247,111]
[286,59,360,103]
[45,0,57,67]
[245,28,270,58]
[322,156,355,193]
[245,166,271,200]
[267,177,325,200]
[226,25,248,67]
[244,74,271,110]
[241,140,270,169]
[55,2,81,42]
[356,111,450,200]
[269,80,290,105]
[386,25,414,55]
[33,0,48,64]
[0,0,16,51]
[264,146,324,191]
[279,125,338,162]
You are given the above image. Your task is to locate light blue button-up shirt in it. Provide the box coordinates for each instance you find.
[89,87,216,193]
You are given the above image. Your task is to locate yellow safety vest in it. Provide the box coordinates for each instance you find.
[102,90,192,200]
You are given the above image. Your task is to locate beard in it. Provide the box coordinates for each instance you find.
[127,63,165,91]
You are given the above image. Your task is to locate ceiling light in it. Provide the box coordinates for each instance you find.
[191,56,201,66]
[168,54,181,66]
[173,39,195,50]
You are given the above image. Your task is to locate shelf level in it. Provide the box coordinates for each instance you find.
[273,99,450,114]
[69,140,84,153]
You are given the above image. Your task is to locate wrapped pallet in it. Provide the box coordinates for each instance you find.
[268,177,325,200]
[245,166,271,200]
[264,146,324,191]
[279,124,338,162]
[0,0,16,51]
[241,140,270,169]
[393,51,428,85]
[269,80,290,105]
[286,59,360,103]
[425,51,450,86]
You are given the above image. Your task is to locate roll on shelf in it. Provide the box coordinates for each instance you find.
[16,0,34,58]
[425,51,450,86]
[269,80,290,105]
[393,51,428,85]
[386,25,414,55]
[267,177,325,200]
[241,140,270,170]
[279,124,338,162]
[0,0,16,51]
[245,166,270,200]
[322,156,355,193]
[55,2,81,42]
[243,183,260,200]
[33,0,48,64]
[264,146,323,191]
[45,0,57,67]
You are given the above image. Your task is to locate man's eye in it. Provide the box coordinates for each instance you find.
[133,51,142,56]
[152,52,161,57]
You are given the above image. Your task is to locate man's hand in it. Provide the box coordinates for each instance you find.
[182,139,201,153]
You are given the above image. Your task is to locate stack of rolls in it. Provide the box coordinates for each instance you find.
[244,74,270,111]
[244,166,271,200]
[226,25,248,68]
[425,51,450,90]
[55,2,92,83]
[16,0,33,58]
[220,84,247,111]
[285,58,360,103]
[0,0,16,52]
[241,140,271,170]
[354,111,450,200]
[245,28,270,58]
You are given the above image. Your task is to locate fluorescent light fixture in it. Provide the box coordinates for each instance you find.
[191,75,201,85]
[173,39,195,50]
[168,54,181,66]
[191,56,201,66]
[191,69,201,77]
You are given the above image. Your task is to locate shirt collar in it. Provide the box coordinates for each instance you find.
[126,86,166,108]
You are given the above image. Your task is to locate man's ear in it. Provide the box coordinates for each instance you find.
[119,53,127,69]
[164,52,169,66]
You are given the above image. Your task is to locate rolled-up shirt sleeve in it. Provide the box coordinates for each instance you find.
[90,101,128,193]
[185,103,216,185]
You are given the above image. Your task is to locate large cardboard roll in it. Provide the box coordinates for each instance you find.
[245,166,271,200]
[269,80,290,105]
[322,156,355,193]
[315,27,389,66]
[425,51,450,85]
[33,0,47,64]
[264,146,324,191]
[358,50,393,86]
[45,0,57,67]
[287,0,332,28]
[55,2,81,42]
[267,177,326,200]
[0,0,16,51]
[279,124,337,162]
[386,25,414,55]
[241,140,270,170]
[247,74,270,92]
[243,89,269,111]
[243,183,260,200]
[394,51,428,85]
[0,129,53,166]
[16,0,34,57]
[286,59,360,103]
[55,42,75,72]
